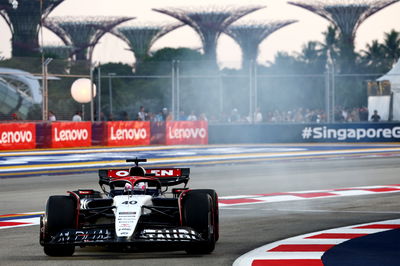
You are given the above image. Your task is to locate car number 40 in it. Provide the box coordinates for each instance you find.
[122,200,137,205]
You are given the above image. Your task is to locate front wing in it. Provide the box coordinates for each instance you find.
[42,227,204,247]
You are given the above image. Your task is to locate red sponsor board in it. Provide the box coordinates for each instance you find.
[165,121,208,145]
[0,123,36,150]
[106,168,182,178]
[50,122,92,148]
[106,121,150,146]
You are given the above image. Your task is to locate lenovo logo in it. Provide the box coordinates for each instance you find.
[0,130,33,144]
[54,128,89,142]
[168,127,207,139]
[110,127,147,140]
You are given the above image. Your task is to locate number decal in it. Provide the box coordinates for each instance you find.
[122,201,137,205]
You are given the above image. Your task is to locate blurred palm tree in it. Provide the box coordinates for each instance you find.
[362,40,385,65]
[319,26,339,62]
[298,41,322,63]
[361,30,400,73]
[382,30,400,66]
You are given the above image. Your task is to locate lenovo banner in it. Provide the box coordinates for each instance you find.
[166,121,208,145]
[0,123,36,150]
[104,121,150,146]
[49,122,92,148]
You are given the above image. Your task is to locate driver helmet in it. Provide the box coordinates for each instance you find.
[134,182,147,191]
[132,182,148,194]
[124,183,133,192]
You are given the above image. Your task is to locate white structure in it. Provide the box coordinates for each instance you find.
[377,60,400,91]
[373,60,400,121]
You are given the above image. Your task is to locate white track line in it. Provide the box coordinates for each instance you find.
[233,218,400,266]
[219,185,400,207]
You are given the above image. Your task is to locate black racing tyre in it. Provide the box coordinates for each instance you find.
[183,190,216,254]
[43,196,76,256]
[193,189,219,242]
[44,245,75,257]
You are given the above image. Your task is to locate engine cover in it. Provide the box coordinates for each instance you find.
[113,195,152,238]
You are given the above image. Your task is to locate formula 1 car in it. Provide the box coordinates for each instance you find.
[40,158,218,256]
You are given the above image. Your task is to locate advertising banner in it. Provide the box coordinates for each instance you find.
[150,122,166,145]
[50,122,92,148]
[105,121,150,146]
[166,121,208,145]
[0,123,36,150]
[298,123,400,143]
[209,123,400,144]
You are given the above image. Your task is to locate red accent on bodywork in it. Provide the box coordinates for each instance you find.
[67,191,80,228]
[178,190,191,226]
[172,188,189,194]
[78,190,93,195]
[109,176,159,187]
[146,168,182,177]
[107,169,130,178]
[107,168,183,178]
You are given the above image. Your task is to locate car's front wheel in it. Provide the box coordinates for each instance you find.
[182,190,217,254]
[42,195,76,256]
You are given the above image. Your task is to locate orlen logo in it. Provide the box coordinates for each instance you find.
[113,170,129,177]
[150,169,175,176]
[0,130,33,144]
[168,127,207,139]
[111,127,147,140]
[54,128,89,142]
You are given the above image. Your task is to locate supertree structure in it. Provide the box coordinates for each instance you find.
[41,45,74,59]
[226,20,298,69]
[44,16,134,62]
[115,22,183,68]
[288,0,400,69]
[0,0,64,57]
[152,6,265,65]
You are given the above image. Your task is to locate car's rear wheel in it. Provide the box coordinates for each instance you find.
[183,190,216,254]
[43,195,76,256]
[193,189,219,242]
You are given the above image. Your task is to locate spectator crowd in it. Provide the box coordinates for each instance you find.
[94,105,376,124]
[0,105,381,123]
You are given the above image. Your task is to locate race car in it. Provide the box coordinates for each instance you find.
[40,158,219,256]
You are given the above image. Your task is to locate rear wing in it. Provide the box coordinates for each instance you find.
[98,168,190,187]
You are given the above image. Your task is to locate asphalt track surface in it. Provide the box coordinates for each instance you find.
[1,155,400,265]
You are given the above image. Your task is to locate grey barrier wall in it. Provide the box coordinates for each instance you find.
[208,123,400,143]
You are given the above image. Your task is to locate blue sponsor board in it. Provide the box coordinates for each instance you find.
[209,123,400,143]
[300,123,400,142]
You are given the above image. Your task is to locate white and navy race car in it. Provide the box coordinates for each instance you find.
[40,158,218,256]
